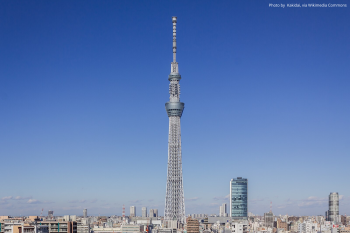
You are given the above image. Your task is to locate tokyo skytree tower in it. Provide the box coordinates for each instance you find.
[164,16,185,223]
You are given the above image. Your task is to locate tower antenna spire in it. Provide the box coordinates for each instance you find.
[172,16,177,62]
[171,16,179,74]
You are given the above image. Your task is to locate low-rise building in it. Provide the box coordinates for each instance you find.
[92,225,140,233]
[186,217,199,233]
[39,221,77,233]
[231,220,248,233]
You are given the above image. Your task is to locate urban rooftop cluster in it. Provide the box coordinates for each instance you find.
[0,191,348,233]
[0,180,347,233]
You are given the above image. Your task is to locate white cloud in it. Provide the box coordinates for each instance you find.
[306,196,326,201]
[2,196,32,201]
[250,198,265,203]
[27,199,40,204]
[69,199,98,204]
[297,196,327,208]
[213,194,229,201]
[14,196,31,200]
[186,197,200,202]
[129,199,142,204]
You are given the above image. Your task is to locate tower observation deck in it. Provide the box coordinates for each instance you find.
[164,16,185,224]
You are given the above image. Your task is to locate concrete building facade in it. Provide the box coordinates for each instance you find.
[130,206,136,217]
[220,204,227,217]
[149,209,158,218]
[186,217,199,233]
[142,207,147,218]
[264,212,274,228]
[40,221,77,233]
[328,192,339,222]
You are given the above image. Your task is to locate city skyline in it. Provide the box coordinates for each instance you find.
[1,0,349,216]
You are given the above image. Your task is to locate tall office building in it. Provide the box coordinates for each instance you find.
[83,209,87,218]
[164,16,186,224]
[149,209,158,218]
[219,203,227,217]
[328,192,339,222]
[264,212,274,227]
[130,206,136,217]
[48,210,54,219]
[230,177,248,219]
[142,207,147,218]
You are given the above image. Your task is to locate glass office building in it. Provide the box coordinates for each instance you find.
[230,177,248,219]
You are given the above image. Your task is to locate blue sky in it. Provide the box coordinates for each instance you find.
[0,0,349,217]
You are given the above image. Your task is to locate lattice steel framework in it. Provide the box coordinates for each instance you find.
[164,16,185,224]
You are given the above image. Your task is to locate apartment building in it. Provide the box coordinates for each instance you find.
[39,221,77,233]
[186,217,199,233]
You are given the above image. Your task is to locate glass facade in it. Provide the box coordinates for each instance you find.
[230,177,248,218]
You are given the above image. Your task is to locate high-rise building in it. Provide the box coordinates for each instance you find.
[142,207,147,218]
[219,204,227,217]
[48,210,54,219]
[83,209,87,218]
[230,177,248,219]
[164,16,185,224]
[264,212,274,227]
[328,192,339,222]
[149,209,158,218]
[130,206,136,217]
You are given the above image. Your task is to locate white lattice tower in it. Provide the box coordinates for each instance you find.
[164,16,185,224]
